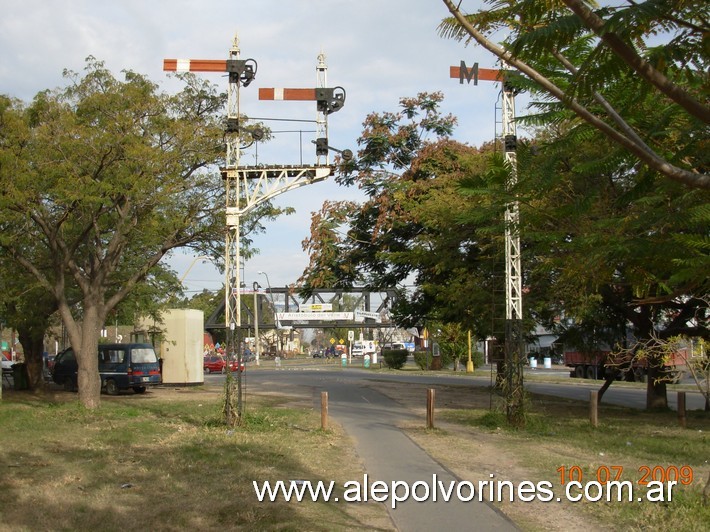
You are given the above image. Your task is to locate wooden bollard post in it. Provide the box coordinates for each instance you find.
[321,391,328,430]
[426,388,435,429]
[590,390,598,427]
[677,391,686,428]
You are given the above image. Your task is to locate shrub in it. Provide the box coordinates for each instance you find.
[383,349,408,369]
[413,350,428,369]
[466,350,485,369]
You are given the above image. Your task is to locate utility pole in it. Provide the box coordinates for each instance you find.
[253,281,260,366]
[451,61,525,426]
[165,36,345,426]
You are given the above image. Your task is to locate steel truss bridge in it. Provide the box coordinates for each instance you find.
[205,287,399,331]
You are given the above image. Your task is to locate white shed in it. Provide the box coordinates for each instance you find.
[159,309,205,385]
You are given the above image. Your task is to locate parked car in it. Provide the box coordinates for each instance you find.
[1,354,13,373]
[52,343,161,394]
[203,355,245,373]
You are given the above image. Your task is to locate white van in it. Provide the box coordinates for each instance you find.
[382,342,406,352]
[351,341,376,357]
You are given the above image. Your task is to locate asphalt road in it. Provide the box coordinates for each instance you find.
[524,378,707,410]
[231,363,708,411]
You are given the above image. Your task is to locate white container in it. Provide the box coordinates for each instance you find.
[543,357,552,369]
[160,309,205,385]
[530,357,538,369]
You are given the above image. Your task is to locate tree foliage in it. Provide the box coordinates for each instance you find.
[507,111,708,408]
[440,0,709,189]
[297,4,709,412]
[0,59,287,407]
[437,0,709,409]
[300,86,708,410]
[301,93,506,334]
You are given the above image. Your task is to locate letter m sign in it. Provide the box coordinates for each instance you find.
[449,61,504,85]
[458,61,479,85]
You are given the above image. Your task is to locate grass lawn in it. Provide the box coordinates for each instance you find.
[2,371,708,531]
[0,386,392,531]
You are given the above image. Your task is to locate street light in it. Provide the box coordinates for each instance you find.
[257,271,280,328]
[258,271,283,356]
[179,255,211,284]
[253,281,261,366]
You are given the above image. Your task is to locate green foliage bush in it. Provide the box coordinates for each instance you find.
[383,349,408,369]
[413,350,428,369]
[470,350,485,368]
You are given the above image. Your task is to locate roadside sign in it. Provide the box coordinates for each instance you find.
[330,338,336,344]
[347,330,354,342]
[301,303,333,312]
[354,310,381,322]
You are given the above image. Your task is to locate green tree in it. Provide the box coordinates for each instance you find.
[440,0,709,189]
[467,133,705,412]
[501,111,709,408]
[301,93,502,336]
[301,86,708,415]
[0,59,267,408]
[172,288,223,317]
[440,1,708,408]
[0,283,58,390]
[436,322,468,370]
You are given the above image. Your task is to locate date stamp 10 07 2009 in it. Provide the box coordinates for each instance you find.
[556,465,695,487]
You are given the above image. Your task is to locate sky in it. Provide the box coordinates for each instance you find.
[1,0,508,295]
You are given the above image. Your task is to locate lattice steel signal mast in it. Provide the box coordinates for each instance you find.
[164,36,345,394]
[450,62,522,324]
[450,61,524,421]
[164,36,258,352]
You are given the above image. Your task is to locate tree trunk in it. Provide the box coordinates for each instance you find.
[599,357,632,403]
[73,304,104,409]
[646,362,668,410]
[4,295,56,392]
[17,326,47,391]
[597,370,617,403]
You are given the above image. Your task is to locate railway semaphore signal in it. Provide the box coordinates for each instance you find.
[450,60,524,423]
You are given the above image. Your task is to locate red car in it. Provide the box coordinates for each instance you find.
[203,355,245,374]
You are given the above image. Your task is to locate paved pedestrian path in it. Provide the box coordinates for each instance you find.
[317,380,517,531]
